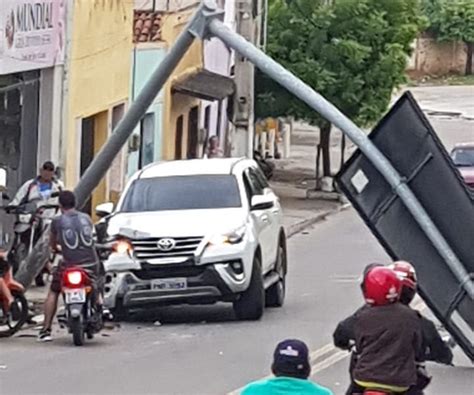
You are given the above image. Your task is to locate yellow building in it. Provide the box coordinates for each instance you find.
[160,9,203,160]
[157,5,234,160]
[63,0,133,212]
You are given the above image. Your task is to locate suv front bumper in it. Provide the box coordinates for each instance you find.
[103,240,255,309]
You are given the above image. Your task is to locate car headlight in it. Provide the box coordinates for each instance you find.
[209,226,246,246]
[113,239,134,255]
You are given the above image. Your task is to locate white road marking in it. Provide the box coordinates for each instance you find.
[311,350,349,375]
[227,343,341,395]
[228,301,428,394]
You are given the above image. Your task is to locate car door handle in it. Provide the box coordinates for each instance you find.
[260,214,269,223]
[271,208,280,214]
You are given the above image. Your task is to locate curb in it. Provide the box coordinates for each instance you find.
[287,203,351,239]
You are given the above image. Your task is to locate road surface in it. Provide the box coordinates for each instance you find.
[1,210,472,395]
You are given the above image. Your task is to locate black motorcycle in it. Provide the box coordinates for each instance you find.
[254,150,275,180]
[4,194,59,282]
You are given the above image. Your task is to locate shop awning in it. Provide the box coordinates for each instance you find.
[172,70,235,101]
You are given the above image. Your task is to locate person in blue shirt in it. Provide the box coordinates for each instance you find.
[241,339,334,395]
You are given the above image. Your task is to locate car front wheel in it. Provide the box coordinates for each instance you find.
[265,240,286,308]
[233,254,265,321]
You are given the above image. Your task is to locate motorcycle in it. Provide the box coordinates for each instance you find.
[57,265,103,346]
[254,150,275,180]
[0,265,29,338]
[4,193,59,282]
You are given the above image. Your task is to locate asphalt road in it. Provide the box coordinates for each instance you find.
[1,209,472,395]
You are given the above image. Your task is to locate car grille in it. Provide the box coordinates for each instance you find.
[132,265,207,280]
[131,236,204,262]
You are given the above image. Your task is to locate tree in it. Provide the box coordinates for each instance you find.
[256,0,425,183]
[423,0,474,75]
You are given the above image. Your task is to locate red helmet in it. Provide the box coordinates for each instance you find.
[362,266,401,306]
[390,261,417,289]
[389,261,417,305]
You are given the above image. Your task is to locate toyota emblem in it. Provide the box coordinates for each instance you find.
[157,238,176,251]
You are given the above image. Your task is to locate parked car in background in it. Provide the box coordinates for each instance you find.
[96,158,287,321]
[451,143,474,189]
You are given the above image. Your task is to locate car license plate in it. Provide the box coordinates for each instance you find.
[151,278,187,291]
[64,288,86,304]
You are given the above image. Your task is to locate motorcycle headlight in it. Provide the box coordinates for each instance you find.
[209,226,246,246]
[18,214,32,224]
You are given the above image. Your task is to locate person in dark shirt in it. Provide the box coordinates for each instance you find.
[334,262,452,395]
[334,264,422,394]
[38,191,101,342]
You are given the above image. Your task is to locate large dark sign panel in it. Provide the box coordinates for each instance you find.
[336,92,474,361]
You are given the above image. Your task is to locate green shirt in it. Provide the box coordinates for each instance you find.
[241,377,334,395]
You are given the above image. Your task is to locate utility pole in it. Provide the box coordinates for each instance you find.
[231,0,257,157]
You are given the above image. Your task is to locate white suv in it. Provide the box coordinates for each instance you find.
[96,158,287,320]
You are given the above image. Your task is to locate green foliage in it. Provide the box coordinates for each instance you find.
[423,0,474,43]
[256,0,426,127]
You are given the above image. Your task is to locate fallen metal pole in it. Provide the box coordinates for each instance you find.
[208,18,474,299]
[15,2,209,287]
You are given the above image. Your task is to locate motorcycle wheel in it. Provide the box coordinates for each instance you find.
[0,291,29,338]
[71,316,85,346]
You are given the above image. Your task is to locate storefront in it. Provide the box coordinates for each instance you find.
[0,0,65,197]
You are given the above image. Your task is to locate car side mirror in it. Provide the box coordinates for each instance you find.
[95,202,114,218]
[250,195,274,211]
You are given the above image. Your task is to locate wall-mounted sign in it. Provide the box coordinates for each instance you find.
[0,0,66,74]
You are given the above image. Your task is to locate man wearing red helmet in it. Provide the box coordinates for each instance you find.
[335,262,453,394]
[334,264,422,394]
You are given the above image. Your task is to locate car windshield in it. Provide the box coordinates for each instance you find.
[121,175,242,212]
[451,148,474,167]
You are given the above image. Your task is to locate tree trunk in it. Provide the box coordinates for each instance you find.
[466,41,473,76]
[340,133,346,171]
[320,122,332,177]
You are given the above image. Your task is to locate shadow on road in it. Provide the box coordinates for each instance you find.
[120,303,239,326]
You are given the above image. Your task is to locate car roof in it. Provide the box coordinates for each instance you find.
[138,158,248,179]
[452,142,474,150]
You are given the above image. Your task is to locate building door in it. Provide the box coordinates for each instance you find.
[109,104,125,204]
[175,115,183,159]
[0,72,39,245]
[187,106,199,159]
[0,72,39,195]
[80,116,95,215]
[80,111,108,217]
[139,113,155,168]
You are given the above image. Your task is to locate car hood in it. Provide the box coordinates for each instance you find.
[458,166,474,183]
[106,208,247,238]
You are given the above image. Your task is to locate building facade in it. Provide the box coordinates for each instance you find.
[0,0,66,198]
[62,0,133,212]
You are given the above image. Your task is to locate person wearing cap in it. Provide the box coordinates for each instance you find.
[241,339,333,394]
[10,161,63,209]
[9,161,63,285]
